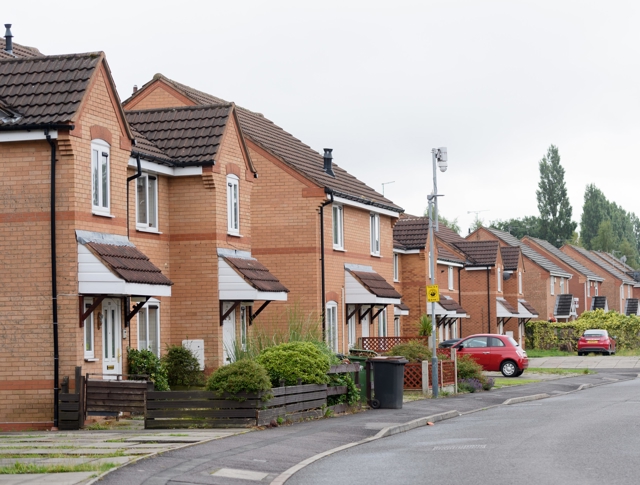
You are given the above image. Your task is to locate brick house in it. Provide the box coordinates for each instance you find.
[561,245,636,313]
[522,236,605,316]
[0,45,174,429]
[471,227,571,323]
[393,217,468,340]
[122,75,403,355]
[592,251,640,311]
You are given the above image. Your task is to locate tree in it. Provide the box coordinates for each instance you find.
[536,145,577,247]
[438,214,460,234]
[618,239,639,269]
[580,184,609,250]
[470,217,484,232]
[591,220,616,253]
[490,216,541,239]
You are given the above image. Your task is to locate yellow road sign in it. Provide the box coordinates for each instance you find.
[426,285,439,302]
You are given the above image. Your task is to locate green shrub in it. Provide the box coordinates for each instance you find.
[127,348,169,391]
[385,340,432,362]
[162,345,204,388]
[327,373,360,406]
[257,341,330,387]
[206,360,272,401]
[418,314,432,337]
[456,354,484,381]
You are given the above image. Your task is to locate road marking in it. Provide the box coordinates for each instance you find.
[433,444,487,451]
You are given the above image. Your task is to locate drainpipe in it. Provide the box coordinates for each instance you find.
[319,187,334,340]
[487,268,491,333]
[458,267,462,337]
[126,154,142,239]
[45,130,59,429]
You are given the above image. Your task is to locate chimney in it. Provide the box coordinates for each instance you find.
[323,148,335,177]
[133,85,138,94]
[4,24,13,55]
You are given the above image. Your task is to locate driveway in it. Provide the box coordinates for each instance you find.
[529,355,640,369]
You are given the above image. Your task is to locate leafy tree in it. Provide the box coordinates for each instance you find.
[618,239,639,268]
[470,217,484,232]
[536,145,577,247]
[490,216,541,239]
[438,214,461,234]
[580,184,609,250]
[591,220,616,252]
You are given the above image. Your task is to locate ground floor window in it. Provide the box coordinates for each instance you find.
[138,300,160,357]
[83,298,94,359]
[348,305,356,349]
[240,305,249,351]
[378,307,387,337]
[326,302,338,352]
[394,317,400,337]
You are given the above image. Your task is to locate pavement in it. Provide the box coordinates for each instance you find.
[529,355,640,368]
[0,357,638,484]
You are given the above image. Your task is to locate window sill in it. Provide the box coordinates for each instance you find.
[92,211,115,218]
[370,253,382,258]
[84,358,99,362]
[333,247,346,252]
[227,232,242,238]
[136,227,163,235]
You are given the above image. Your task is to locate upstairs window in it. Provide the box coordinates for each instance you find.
[497,267,502,292]
[332,205,344,249]
[227,175,240,234]
[518,271,523,295]
[448,266,454,290]
[550,276,555,296]
[136,173,158,230]
[370,213,380,256]
[393,253,399,282]
[595,283,599,296]
[91,140,110,215]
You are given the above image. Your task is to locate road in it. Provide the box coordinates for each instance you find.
[288,377,640,485]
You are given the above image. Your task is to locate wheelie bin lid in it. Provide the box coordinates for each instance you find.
[367,356,408,364]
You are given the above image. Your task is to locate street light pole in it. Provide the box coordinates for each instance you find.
[429,147,447,398]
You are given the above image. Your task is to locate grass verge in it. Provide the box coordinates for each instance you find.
[527,368,593,375]
[0,462,118,474]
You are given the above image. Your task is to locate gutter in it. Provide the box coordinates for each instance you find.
[319,188,334,339]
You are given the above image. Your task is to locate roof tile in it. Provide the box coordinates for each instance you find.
[348,270,401,299]
[224,257,289,293]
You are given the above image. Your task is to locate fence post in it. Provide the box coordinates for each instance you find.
[422,360,429,395]
[452,348,457,394]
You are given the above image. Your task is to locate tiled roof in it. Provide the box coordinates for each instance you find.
[554,294,574,317]
[594,251,633,273]
[126,74,402,212]
[591,296,607,310]
[0,53,102,128]
[126,105,234,166]
[500,246,520,271]
[393,217,428,250]
[85,242,173,286]
[436,224,466,244]
[223,257,289,293]
[439,296,467,315]
[497,297,518,314]
[487,228,571,278]
[519,299,539,317]
[393,239,407,251]
[625,298,638,316]
[525,237,603,281]
[0,39,42,60]
[452,240,499,266]
[437,245,465,264]
[395,302,410,311]
[566,245,636,285]
[347,270,402,299]
[130,127,175,165]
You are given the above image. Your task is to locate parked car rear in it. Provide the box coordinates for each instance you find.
[577,330,616,356]
[453,334,528,377]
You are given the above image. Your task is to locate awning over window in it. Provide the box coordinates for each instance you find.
[518,299,539,319]
[432,295,468,319]
[218,249,288,302]
[591,296,608,311]
[77,230,172,297]
[345,264,401,305]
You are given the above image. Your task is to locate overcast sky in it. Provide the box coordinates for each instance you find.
[6,1,639,234]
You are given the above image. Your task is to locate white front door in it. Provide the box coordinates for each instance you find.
[361,312,370,338]
[222,302,236,365]
[102,299,121,378]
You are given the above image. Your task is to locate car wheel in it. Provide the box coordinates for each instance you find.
[514,369,524,377]
[577,352,583,356]
[500,360,518,377]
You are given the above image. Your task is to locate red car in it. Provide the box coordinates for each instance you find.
[577,330,616,356]
[453,334,528,377]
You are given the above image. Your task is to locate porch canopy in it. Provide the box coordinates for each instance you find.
[394,302,410,316]
[76,230,173,326]
[218,248,288,325]
[432,295,468,326]
[517,299,539,323]
[345,264,401,324]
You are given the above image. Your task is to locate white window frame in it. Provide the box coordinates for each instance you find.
[550,276,555,296]
[587,281,591,298]
[227,175,240,235]
[394,317,400,337]
[518,271,523,295]
[595,283,599,296]
[378,307,387,337]
[91,139,110,215]
[448,266,454,290]
[393,253,399,282]
[138,299,161,357]
[83,298,95,360]
[332,204,344,250]
[560,278,565,295]
[136,172,159,231]
[370,213,380,256]
[497,267,502,292]
[326,302,338,352]
[240,305,249,351]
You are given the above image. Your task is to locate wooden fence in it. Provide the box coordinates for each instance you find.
[359,336,430,353]
[403,360,457,390]
[85,378,147,418]
[57,367,84,430]
[145,362,361,429]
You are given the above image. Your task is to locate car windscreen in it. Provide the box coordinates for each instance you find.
[584,331,606,337]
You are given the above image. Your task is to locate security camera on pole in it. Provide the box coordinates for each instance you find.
[428,147,447,397]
